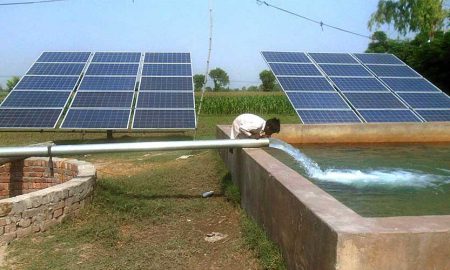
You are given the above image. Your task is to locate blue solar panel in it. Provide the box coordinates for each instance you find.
[353,53,403,64]
[397,93,450,109]
[286,92,349,109]
[308,53,357,64]
[1,91,70,108]
[297,110,361,124]
[140,77,193,91]
[366,65,420,77]
[319,64,371,77]
[15,76,79,91]
[71,92,134,108]
[37,52,90,63]
[27,63,85,75]
[330,77,389,92]
[142,64,192,76]
[86,63,139,76]
[62,109,130,129]
[137,92,194,109]
[268,63,321,76]
[415,110,450,122]
[133,109,196,129]
[277,77,335,91]
[144,53,191,63]
[344,93,407,109]
[380,78,441,92]
[262,51,311,63]
[359,110,421,122]
[92,52,141,63]
[79,76,136,91]
[0,108,62,128]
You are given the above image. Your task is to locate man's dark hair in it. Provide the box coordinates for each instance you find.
[266,118,280,133]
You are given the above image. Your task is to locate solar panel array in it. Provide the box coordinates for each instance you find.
[263,51,450,123]
[0,52,196,130]
[0,52,89,128]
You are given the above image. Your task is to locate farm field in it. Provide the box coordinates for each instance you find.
[0,92,298,269]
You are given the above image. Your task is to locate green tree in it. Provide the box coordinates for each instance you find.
[208,68,229,91]
[193,74,206,91]
[6,76,20,91]
[259,70,276,91]
[368,0,449,39]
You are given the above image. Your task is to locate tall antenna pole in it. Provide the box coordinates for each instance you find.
[195,0,213,139]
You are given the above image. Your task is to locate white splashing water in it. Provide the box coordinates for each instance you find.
[269,138,450,188]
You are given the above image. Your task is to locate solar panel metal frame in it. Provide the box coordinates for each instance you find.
[132,52,196,130]
[261,51,362,124]
[0,52,91,130]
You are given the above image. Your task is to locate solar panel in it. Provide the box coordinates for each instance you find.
[0,108,62,128]
[319,64,371,77]
[296,110,361,124]
[344,92,407,109]
[308,53,357,64]
[15,76,79,91]
[365,65,420,78]
[1,91,70,108]
[92,52,141,63]
[61,109,130,129]
[27,63,85,75]
[86,63,139,76]
[132,110,196,129]
[277,77,335,91]
[380,78,441,93]
[71,92,134,108]
[262,51,311,63]
[415,110,450,122]
[79,76,136,91]
[140,77,193,91]
[286,92,349,109]
[144,53,191,63]
[136,92,194,109]
[397,93,450,109]
[330,77,389,92]
[37,52,91,63]
[268,63,321,76]
[353,53,403,65]
[358,110,421,122]
[142,64,192,76]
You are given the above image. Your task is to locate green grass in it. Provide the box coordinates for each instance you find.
[2,113,292,269]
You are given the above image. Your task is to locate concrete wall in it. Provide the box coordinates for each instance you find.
[217,125,450,270]
[274,122,450,144]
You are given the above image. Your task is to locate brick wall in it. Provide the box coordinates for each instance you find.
[0,157,96,245]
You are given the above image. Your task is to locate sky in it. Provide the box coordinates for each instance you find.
[1,0,385,88]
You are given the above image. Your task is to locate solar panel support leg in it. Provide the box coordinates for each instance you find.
[47,145,54,178]
[107,130,113,140]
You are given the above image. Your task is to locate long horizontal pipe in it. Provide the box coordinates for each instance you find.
[0,139,270,157]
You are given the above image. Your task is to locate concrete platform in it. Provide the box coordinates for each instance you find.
[217,124,450,270]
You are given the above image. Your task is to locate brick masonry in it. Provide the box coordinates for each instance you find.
[0,157,96,245]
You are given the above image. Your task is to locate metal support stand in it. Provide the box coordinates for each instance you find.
[47,145,54,177]
[107,130,113,140]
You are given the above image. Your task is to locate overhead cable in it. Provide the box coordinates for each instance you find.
[256,0,373,40]
[0,0,69,6]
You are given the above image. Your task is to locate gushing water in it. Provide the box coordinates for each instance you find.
[269,138,450,188]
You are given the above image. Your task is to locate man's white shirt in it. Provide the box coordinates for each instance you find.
[230,114,266,139]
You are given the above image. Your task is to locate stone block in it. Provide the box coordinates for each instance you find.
[18,218,31,228]
[16,226,33,238]
[53,208,63,218]
[0,202,12,217]
[0,232,17,244]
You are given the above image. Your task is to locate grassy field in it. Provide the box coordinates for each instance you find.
[0,109,298,269]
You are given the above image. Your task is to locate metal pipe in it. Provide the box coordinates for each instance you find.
[0,139,270,157]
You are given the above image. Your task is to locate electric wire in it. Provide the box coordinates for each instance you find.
[0,0,69,6]
[256,0,374,40]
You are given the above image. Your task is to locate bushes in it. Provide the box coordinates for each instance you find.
[195,92,295,115]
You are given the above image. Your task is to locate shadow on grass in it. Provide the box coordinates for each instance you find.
[53,133,194,145]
